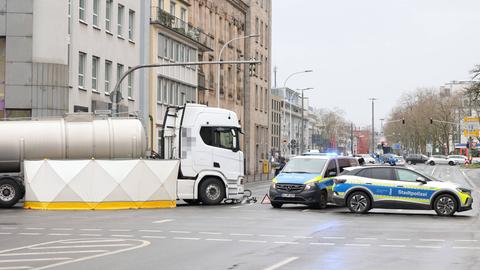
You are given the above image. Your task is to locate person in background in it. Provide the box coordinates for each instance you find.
[275,157,286,176]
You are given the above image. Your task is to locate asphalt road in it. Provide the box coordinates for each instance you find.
[1,165,480,270]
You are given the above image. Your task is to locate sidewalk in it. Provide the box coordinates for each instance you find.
[245,173,274,183]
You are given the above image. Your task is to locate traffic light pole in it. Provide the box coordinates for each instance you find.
[110,60,261,115]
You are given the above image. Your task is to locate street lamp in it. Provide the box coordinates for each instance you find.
[216,34,259,108]
[282,70,313,156]
[369,98,377,154]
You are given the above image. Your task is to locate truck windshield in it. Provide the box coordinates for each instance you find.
[282,158,327,174]
[200,126,240,151]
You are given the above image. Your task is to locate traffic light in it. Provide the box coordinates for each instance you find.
[430,118,433,124]
[402,118,405,124]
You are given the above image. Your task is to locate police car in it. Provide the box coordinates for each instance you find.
[269,155,359,209]
[332,166,473,216]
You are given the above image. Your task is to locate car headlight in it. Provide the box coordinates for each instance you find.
[457,188,472,195]
[304,182,316,191]
[271,182,276,189]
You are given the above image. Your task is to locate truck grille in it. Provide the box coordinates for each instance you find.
[276,183,305,193]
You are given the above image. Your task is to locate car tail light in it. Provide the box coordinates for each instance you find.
[333,178,347,184]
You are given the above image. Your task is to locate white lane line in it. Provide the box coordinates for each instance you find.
[0,233,12,235]
[138,230,163,233]
[273,241,298,245]
[51,228,73,231]
[419,239,445,242]
[109,229,131,232]
[455,240,478,242]
[18,233,41,236]
[141,236,167,239]
[152,219,174,224]
[310,243,335,246]
[30,244,133,249]
[24,228,45,230]
[48,234,72,236]
[345,243,371,247]
[415,245,442,249]
[78,234,102,237]
[0,258,71,263]
[110,235,133,238]
[259,234,286,238]
[173,237,200,241]
[0,266,32,270]
[230,206,242,209]
[461,170,478,190]
[0,227,17,230]
[386,238,410,241]
[62,240,127,244]
[432,166,437,176]
[263,256,299,270]
[322,236,345,240]
[294,236,313,239]
[0,250,107,256]
[230,233,253,236]
[354,238,377,241]
[453,246,480,250]
[205,238,233,242]
[79,229,102,231]
[199,232,223,235]
[379,244,406,248]
[169,231,191,234]
[239,240,267,243]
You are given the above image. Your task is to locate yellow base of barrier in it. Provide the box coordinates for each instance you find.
[24,200,176,210]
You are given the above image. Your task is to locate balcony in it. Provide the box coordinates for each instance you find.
[151,7,212,51]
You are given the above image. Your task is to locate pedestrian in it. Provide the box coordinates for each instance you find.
[275,157,286,176]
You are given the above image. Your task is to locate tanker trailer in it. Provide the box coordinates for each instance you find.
[0,114,146,208]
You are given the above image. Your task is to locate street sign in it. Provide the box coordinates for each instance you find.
[426,143,433,153]
[392,143,401,150]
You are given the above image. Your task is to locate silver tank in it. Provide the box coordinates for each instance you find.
[0,115,147,173]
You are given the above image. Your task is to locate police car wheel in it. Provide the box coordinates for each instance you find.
[271,202,283,208]
[311,190,328,209]
[434,194,457,216]
[347,191,371,214]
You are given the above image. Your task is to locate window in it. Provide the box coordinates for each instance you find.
[396,169,423,182]
[128,10,135,40]
[79,0,86,22]
[78,52,86,88]
[359,168,394,180]
[282,158,327,174]
[159,0,164,9]
[105,60,112,93]
[92,56,99,91]
[170,1,176,16]
[324,160,338,177]
[338,158,359,172]
[117,4,124,37]
[105,0,112,31]
[157,77,163,102]
[180,7,186,22]
[93,0,99,26]
[255,17,259,42]
[168,81,174,104]
[163,80,169,103]
[117,64,124,92]
[200,127,239,151]
[255,85,258,110]
[127,67,133,98]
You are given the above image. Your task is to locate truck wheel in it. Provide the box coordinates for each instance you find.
[0,178,23,208]
[199,178,225,205]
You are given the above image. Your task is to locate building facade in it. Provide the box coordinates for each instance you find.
[0,0,147,119]
[270,92,282,159]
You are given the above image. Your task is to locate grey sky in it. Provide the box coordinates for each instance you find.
[272,0,480,127]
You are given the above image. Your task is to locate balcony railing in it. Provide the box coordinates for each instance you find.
[151,6,212,50]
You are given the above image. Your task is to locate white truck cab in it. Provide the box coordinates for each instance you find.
[161,104,245,204]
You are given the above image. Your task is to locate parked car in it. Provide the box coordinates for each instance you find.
[381,154,404,166]
[361,154,376,164]
[405,154,429,165]
[332,166,473,216]
[447,155,469,165]
[426,155,457,166]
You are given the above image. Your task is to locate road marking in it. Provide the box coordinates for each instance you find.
[173,237,200,241]
[294,236,313,239]
[18,233,41,236]
[138,230,163,233]
[322,236,345,240]
[419,239,445,242]
[62,239,127,244]
[152,219,174,224]
[206,238,233,242]
[0,267,32,270]
[263,256,298,270]
[273,241,298,245]
[455,240,478,242]
[0,233,12,235]
[432,166,437,176]
[169,231,191,234]
[415,245,442,249]
[310,242,335,246]
[379,244,406,248]
[51,228,73,231]
[199,232,223,235]
[354,238,377,241]
[30,244,133,250]
[141,236,167,239]
[230,233,253,236]
[0,258,71,263]
[48,234,72,236]
[110,235,133,238]
[239,240,267,243]
[259,234,286,238]
[452,246,480,250]
[0,250,107,256]
[109,229,131,232]
[302,209,310,212]
[25,228,45,230]
[0,227,17,230]
[386,238,410,241]
[79,234,102,237]
[461,170,477,189]
[80,229,102,231]
[345,243,371,247]
[230,206,242,209]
